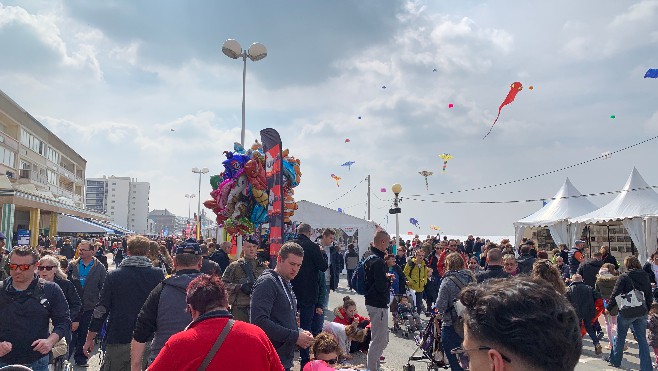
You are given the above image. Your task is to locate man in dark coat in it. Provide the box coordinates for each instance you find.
[476,248,510,283]
[577,252,604,288]
[566,274,602,355]
[290,224,328,370]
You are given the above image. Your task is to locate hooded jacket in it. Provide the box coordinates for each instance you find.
[577,258,604,287]
[251,269,299,370]
[403,257,428,292]
[566,281,598,321]
[332,306,369,326]
[435,269,474,327]
[595,272,619,316]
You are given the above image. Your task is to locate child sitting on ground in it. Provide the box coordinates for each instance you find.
[397,295,421,330]
[322,321,367,361]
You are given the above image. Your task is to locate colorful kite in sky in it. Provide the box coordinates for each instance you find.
[438,153,453,173]
[409,218,420,227]
[644,69,658,78]
[341,161,355,171]
[448,103,454,108]
[610,115,616,119]
[345,139,350,143]
[331,174,341,187]
[418,170,434,190]
[430,225,440,231]
[483,82,523,139]
[337,208,343,213]
[407,231,414,235]
[380,188,386,192]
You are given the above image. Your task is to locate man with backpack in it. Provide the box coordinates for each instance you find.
[364,230,391,371]
[0,247,71,371]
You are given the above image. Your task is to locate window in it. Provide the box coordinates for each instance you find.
[0,147,15,167]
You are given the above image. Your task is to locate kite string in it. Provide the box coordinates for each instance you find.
[404,185,658,204]
[482,108,502,139]
[325,177,367,206]
[409,134,658,198]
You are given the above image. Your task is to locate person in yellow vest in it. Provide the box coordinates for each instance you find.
[403,249,429,315]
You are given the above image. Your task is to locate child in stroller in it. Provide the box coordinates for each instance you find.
[394,295,422,337]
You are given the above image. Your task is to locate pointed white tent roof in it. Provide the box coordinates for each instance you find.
[571,167,658,223]
[515,178,598,227]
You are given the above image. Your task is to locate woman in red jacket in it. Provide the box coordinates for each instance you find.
[332,296,370,353]
[148,275,284,371]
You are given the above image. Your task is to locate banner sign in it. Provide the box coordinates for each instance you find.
[341,227,358,237]
[261,128,284,257]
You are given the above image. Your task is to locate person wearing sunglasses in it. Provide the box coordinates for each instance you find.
[455,276,581,371]
[303,332,343,371]
[0,247,71,371]
[37,255,81,362]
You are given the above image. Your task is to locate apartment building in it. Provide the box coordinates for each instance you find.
[0,89,106,247]
[86,176,150,234]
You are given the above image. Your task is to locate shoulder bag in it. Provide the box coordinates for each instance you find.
[614,275,648,318]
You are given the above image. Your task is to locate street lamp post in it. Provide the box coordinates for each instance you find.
[221,39,268,146]
[390,183,402,254]
[184,194,195,221]
[192,167,209,240]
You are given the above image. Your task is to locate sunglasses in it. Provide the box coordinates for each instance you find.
[38,266,57,271]
[321,358,338,365]
[9,263,34,271]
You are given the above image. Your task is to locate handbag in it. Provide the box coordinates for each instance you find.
[197,319,235,371]
[614,275,648,318]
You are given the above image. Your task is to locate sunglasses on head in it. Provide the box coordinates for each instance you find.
[9,263,34,271]
[38,266,57,271]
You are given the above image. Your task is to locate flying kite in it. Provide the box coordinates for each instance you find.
[448,103,454,108]
[382,85,387,89]
[341,161,355,171]
[418,170,434,190]
[483,82,523,139]
[438,153,453,173]
[432,68,437,72]
[430,225,440,231]
[644,69,658,78]
[602,151,612,160]
[170,128,175,132]
[409,218,420,227]
[337,208,343,213]
[610,115,616,119]
[345,139,350,143]
[331,174,341,187]
[407,231,414,235]
[358,116,362,120]
[380,188,386,192]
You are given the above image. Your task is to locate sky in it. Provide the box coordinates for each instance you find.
[0,0,657,236]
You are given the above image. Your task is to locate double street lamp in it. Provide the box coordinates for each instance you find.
[389,183,402,253]
[192,167,209,240]
[221,39,268,146]
[184,194,195,221]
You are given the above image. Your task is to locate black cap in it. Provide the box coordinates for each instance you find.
[175,238,202,255]
[243,235,259,245]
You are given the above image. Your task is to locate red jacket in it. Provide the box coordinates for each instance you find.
[149,312,284,371]
[332,307,369,326]
[436,249,468,277]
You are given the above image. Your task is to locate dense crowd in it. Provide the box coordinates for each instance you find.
[0,229,656,370]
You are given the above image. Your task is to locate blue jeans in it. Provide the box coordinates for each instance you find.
[347,269,355,289]
[0,354,49,371]
[298,302,316,368]
[442,325,464,371]
[609,314,653,370]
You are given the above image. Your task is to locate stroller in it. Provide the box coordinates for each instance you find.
[403,312,448,371]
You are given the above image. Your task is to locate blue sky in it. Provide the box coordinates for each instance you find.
[0,0,657,236]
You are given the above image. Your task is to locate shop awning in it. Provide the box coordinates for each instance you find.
[58,214,114,234]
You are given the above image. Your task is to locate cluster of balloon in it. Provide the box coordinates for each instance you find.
[204,141,302,236]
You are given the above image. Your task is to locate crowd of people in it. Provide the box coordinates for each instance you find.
[0,227,656,370]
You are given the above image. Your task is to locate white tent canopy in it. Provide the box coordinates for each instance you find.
[514,178,598,247]
[58,214,113,234]
[291,200,380,254]
[571,168,658,263]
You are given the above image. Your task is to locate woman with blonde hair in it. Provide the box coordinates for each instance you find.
[530,259,567,294]
[303,332,344,370]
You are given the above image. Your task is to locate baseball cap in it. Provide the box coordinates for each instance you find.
[575,240,585,245]
[243,235,259,245]
[175,238,201,255]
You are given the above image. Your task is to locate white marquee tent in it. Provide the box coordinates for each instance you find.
[571,168,658,263]
[514,178,598,247]
[291,200,380,253]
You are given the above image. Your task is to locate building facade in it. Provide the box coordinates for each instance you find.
[148,209,177,236]
[0,89,107,248]
[85,176,150,234]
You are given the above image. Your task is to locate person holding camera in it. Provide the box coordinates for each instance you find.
[222,235,268,323]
